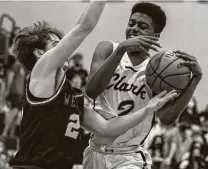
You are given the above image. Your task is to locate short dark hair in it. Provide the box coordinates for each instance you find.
[131,2,166,33]
[13,21,64,71]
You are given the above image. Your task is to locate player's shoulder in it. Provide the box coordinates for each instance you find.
[94,41,116,60]
[96,40,114,48]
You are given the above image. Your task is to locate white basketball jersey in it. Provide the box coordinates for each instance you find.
[90,42,155,147]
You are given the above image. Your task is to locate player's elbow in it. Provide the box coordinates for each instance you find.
[85,84,99,100]
[159,117,174,127]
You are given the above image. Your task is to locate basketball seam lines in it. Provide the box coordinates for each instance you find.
[146,52,165,76]
[159,72,191,90]
[162,72,191,79]
[149,57,179,89]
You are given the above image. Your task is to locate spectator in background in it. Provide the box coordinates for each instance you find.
[65,53,93,108]
[161,122,192,169]
[3,60,27,137]
[149,135,165,169]
[200,104,208,133]
[179,97,200,125]
[64,54,91,167]
[66,52,88,89]
[0,138,11,169]
[2,26,27,137]
[160,124,178,169]
[178,136,206,169]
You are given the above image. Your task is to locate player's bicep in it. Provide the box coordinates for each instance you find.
[88,41,113,77]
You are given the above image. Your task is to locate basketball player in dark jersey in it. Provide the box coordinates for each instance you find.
[10,1,179,169]
[10,1,107,169]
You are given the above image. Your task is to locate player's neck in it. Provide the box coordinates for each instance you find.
[127,51,148,66]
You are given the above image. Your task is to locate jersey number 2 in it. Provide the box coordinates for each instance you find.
[65,114,80,139]
[118,100,134,116]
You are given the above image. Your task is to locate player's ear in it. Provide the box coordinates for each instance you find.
[33,48,45,58]
[154,33,160,38]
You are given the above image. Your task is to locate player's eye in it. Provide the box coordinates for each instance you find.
[53,41,59,46]
[139,23,149,30]
[128,20,135,27]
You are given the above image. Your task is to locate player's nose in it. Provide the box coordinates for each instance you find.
[131,26,141,36]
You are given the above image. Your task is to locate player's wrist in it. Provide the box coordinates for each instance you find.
[145,105,155,114]
[114,43,126,58]
[117,42,127,53]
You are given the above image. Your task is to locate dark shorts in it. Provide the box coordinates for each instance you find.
[7,93,23,109]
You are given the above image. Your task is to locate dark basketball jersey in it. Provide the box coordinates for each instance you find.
[11,76,86,169]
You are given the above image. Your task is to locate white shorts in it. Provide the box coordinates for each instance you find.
[83,146,152,169]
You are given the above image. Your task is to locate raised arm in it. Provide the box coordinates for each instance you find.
[85,41,124,99]
[32,1,106,78]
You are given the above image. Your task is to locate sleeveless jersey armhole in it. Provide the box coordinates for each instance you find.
[26,70,66,106]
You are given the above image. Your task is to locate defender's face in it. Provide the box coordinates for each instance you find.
[126,12,156,40]
[34,33,61,60]
[45,34,60,51]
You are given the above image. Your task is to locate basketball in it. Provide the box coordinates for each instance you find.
[145,50,192,94]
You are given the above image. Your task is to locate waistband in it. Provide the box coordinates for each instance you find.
[89,141,143,154]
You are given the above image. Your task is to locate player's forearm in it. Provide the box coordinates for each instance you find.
[77,0,106,31]
[82,105,153,138]
[86,46,125,99]
[32,1,106,78]
[103,106,154,137]
[157,77,201,126]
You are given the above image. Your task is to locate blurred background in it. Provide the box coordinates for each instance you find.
[0,0,207,169]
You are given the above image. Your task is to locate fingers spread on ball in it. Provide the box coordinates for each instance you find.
[174,51,196,61]
[165,90,178,101]
[156,90,167,98]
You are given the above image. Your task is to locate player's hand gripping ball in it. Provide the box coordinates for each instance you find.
[145,50,192,94]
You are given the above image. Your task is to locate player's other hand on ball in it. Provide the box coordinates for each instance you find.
[174,50,202,80]
[118,35,162,56]
[147,90,177,112]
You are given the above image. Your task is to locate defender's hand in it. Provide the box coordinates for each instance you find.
[147,90,177,112]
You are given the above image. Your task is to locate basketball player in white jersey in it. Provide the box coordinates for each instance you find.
[82,2,202,169]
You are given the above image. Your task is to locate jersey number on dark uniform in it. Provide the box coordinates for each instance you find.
[65,114,80,139]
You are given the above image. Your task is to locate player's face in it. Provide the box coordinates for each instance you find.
[34,34,60,59]
[126,12,155,40]
[45,34,60,51]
